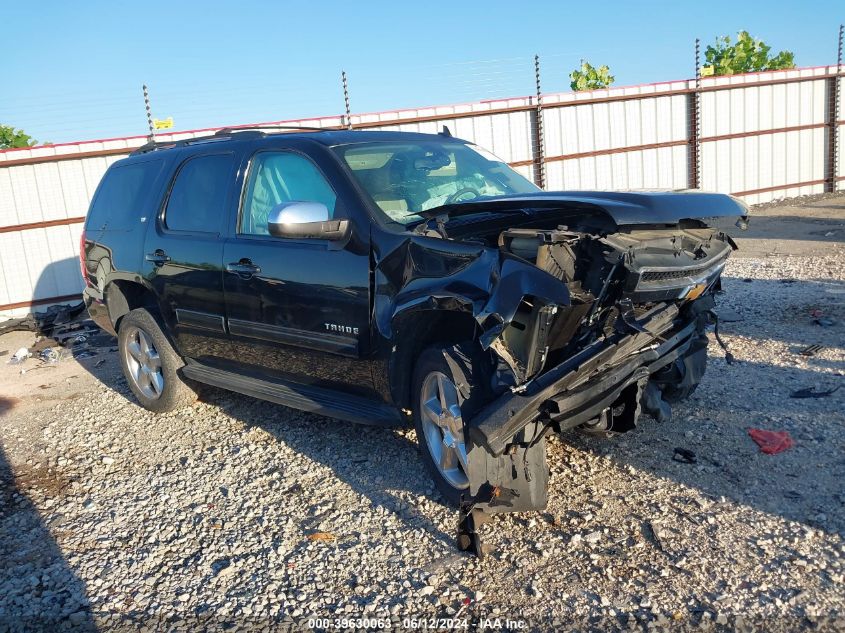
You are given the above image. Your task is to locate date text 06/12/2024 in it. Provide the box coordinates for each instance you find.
[306,617,528,629]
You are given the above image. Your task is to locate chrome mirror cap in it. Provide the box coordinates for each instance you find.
[267,201,330,226]
[267,201,349,241]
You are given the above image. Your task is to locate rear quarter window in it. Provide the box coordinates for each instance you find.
[86,158,165,231]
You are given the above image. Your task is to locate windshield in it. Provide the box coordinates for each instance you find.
[333,141,539,224]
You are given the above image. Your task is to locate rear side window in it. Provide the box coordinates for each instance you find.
[165,153,234,233]
[86,159,164,230]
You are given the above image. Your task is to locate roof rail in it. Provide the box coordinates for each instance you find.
[130,139,182,155]
[213,124,333,135]
[130,124,342,156]
[129,131,248,155]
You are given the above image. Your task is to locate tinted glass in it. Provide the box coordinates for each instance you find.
[86,159,164,230]
[165,154,234,233]
[240,152,337,236]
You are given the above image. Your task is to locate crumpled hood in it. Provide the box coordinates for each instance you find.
[418,190,750,227]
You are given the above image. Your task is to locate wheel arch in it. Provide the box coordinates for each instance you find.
[388,308,482,411]
[105,279,160,332]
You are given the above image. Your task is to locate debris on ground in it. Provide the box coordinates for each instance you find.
[31,337,59,353]
[7,347,31,364]
[672,447,697,464]
[747,429,795,455]
[789,385,840,399]
[798,344,823,357]
[641,521,665,552]
[39,348,62,363]
[0,302,86,338]
[0,315,38,336]
[809,309,837,327]
[0,302,114,372]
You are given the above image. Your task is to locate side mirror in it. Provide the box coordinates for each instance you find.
[267,202,349,240]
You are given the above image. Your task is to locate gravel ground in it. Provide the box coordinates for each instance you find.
[0,196,843,632]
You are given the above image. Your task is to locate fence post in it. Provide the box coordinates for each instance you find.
[142,84,155,143]
[827,25,843,193]
[688,39,701,189]
[531,54,546,189]
[341,71,353,130]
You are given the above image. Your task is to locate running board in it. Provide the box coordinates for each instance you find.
[181,362,402,427]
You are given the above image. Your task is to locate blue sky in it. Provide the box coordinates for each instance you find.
[1,0,841,145]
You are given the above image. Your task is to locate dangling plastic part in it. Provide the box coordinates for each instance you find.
[708,310,735,365]
[457,496,493,558]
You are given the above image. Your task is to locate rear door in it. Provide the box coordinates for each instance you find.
[220,145,374,394]
[143,150,239,362]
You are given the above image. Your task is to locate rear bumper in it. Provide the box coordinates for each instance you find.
[468,304,699,455]
[83,287,115,336]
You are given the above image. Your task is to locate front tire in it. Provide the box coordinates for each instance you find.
[412,344,491,506]
[118,308,196,413]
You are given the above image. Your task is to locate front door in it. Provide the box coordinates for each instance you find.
[144,151,238,362]
[221,148,373,395]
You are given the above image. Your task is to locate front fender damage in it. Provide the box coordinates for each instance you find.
[474,257,570,387]
[378,234,709,556]
[376,237,569,552]
[376,234,572,389]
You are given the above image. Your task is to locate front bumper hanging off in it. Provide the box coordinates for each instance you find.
[467,303,700,457]
[455,302,705,558]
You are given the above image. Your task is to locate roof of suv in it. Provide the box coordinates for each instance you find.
[130,129,466,157]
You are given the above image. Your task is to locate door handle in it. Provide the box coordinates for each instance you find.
[145,250,170,265]
[226,259,261,278]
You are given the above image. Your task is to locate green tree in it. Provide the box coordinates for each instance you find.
[704,31,795,76]
[570,60,615,91]
[0,125,38,149]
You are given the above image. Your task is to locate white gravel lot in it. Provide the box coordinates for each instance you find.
[0,196,843,632]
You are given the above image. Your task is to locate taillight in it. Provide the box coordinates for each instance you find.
[79,229,88,285]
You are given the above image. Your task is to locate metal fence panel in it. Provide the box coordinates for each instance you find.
[0,65,843,314]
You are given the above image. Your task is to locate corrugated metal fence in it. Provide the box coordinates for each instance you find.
[1,65,843,315]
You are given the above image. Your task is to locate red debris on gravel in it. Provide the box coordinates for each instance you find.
[748,429,794,455]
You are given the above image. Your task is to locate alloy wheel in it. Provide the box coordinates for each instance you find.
[123,326,164,400]
[419,371,469,489]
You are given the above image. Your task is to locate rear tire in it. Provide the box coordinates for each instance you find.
[412,343,491,507]
[117,308,197,413]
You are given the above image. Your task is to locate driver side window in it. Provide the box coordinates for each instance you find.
[240,152,337,236]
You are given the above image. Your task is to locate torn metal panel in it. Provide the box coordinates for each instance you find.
[467,305,686,456]
[485,300,558,385]
[464,420,549,514]
[374,233,571,378]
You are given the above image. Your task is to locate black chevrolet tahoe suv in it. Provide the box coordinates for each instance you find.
[81,127,747,521]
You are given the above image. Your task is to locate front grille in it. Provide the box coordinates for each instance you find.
[630,255,729,299]
[640,264,717,283]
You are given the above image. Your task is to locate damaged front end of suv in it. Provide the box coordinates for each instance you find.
[373,190,746,550]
